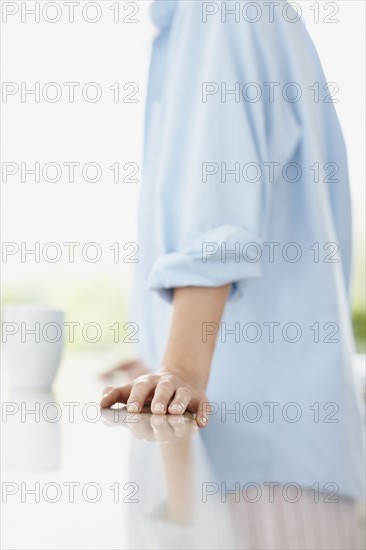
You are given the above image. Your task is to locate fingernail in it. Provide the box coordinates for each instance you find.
[201,416,207,425]
[127,402,139,413]
[103,390,113,399]
[170,403,183,413]
[153,402,165,413]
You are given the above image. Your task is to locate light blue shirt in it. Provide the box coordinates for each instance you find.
[133,1,364,499]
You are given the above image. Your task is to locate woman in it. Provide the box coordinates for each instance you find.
[101,0,364,515]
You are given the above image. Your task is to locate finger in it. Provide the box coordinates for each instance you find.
[168,387,192,415]
[150,379,176,414]
[100,384,132,408]
[127,377,157,412]
[195,398,211,428]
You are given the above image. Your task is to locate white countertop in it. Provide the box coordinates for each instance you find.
[1,352,365,550]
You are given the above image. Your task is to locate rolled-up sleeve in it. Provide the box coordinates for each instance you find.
[146,1,301,303]
[148,224,263,302]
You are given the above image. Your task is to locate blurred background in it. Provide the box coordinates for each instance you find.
[2,1,365,355]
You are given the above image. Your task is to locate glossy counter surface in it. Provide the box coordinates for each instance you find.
[2,353,365,549]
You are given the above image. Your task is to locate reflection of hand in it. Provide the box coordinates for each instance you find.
[102,407,197,524]
[100,372,210,427]
[99,359,149,381]
[101,408,197,444]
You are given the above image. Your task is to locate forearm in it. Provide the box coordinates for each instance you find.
[161,284,231,389]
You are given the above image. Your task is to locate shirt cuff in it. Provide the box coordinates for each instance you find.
[147,224,263,303]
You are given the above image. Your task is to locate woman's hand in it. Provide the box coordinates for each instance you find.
[100,372,210,427]
[100,284,230,429]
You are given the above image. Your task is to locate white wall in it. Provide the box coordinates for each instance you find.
[2,1,364,306]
